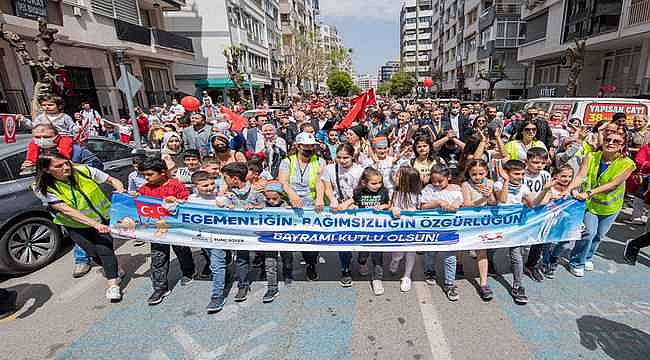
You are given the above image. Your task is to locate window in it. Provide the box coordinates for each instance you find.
[495,21,523,47]
[0,159,11,182]
[142,66,172,106]
[4,151,28,179]
[522,12,548,44]
[86,140,132,163]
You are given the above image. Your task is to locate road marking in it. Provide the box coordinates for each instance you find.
[57,271,103,302]
[149,349,170,360]
[239,344,270,360]
[247,321,277,341]
[170,326,227,359]
[414,281,454,360]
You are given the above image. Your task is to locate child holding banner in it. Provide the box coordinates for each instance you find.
[421,164,462,302]
[389,166,423,292]
[188,171,228,313]
[137,158,196,306]
[461,159,496,301]
[495,160,534,305]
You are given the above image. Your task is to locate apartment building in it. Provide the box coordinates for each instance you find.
[400,0,526,100]
[166,0,283,105]
[379,61,401,83]
[356,73,378,91]
[0,0,193,120]
[400,0,434,82]
[518,0,650,98]
[280,0,318,95]
[318,23,352,74]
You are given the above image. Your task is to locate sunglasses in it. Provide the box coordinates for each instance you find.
[524,127,537,132]
[605,138,624,145]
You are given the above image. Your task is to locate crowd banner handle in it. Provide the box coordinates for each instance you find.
[110,193,585,252]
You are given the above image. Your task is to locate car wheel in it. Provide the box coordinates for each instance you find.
[0,217,62,273]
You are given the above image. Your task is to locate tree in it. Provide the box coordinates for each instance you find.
[377,81,392,96]
[327,70,355,96]
[565,40,586,97]
[388,72,416,98]
[478,63,507,100]
[280,30,319,96]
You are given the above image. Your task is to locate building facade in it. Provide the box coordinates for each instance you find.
[379,61,401,83]
[280,0,318,95]
[518,0,650,98]
[400,0,526,100]
[165,0,283,106]
[355,73,378,91]
[0,0,193,120]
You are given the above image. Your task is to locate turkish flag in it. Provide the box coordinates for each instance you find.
[219,106,248,132]
[2,114,16,144]
[366,88,376,107]
[135,200,171,219]
[335,93,367,130]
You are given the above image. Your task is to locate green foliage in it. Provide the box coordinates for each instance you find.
[377,81,392,95]
[387,72,416,98]
[327,70,355,96]
[350,84,362,95]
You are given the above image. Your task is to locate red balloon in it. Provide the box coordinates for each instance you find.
[423,78,433,88]
[180,96,201,112]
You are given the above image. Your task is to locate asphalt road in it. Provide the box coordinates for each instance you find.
[1,208,650,360]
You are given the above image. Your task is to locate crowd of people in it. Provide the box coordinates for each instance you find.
[2,91,648,318]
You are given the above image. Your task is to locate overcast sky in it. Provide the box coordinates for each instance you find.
[319,0,401,76]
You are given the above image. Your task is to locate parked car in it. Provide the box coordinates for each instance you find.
[487,100,527,117]
[0,136,134,274]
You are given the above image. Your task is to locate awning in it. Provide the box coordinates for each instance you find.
[196,78,261,89]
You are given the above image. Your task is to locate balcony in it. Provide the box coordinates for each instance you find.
[628,0,650,27]
[478,7,496,31]
[115,19,194,53]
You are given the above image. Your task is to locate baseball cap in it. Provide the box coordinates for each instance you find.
[295,132,318,145]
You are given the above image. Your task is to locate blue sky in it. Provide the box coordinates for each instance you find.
[319,0,401,76]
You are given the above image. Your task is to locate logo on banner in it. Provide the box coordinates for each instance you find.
[2,114,16,144]
[135,201,171,219]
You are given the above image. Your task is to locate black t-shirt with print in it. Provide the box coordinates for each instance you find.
[353,187,390,208]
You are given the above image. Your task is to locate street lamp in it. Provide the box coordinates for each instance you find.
[113,47,143,151]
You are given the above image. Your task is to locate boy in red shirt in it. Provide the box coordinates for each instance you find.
[138,157,196,305]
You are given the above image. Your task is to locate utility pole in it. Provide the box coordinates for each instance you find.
[415,0,420,97]
[114,48,142,151]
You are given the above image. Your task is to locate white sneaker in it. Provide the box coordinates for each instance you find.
[569,266,585,277]
[585,261,594,271]
[400,277,412,292]
[372,280,384,296]
[389,259,400,274]
[106,285,122,302]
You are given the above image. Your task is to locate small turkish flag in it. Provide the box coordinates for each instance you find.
[2,114,16,144]
[135,200,171,219]
[219,106,248,132]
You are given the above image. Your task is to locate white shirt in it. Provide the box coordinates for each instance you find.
[523,170,551,196]
[420,184,463,205]
[494,181,532,205]
[449,114,460,135]
[321,163,364,200]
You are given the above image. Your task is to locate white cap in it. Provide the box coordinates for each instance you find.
[295,132,318,145]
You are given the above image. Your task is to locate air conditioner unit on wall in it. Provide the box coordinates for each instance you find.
[73,6,82,17]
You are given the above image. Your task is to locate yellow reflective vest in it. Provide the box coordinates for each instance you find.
[47,165,111,228]
[583,151,635,216]
[288,155,320,200]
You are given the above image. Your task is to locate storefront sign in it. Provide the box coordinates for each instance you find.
[532,86,567,98]
[583,102,648,125]
[13,0,48,21]
[2,114,17,144]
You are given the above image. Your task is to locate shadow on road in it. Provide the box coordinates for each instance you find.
[596,232,650,268]
[577,315,650,360]
[3,283,52,319]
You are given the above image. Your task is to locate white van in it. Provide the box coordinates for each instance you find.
[525,97,650,125]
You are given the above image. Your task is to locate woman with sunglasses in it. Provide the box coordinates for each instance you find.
[500,119,547,161]
[565,132,635,277]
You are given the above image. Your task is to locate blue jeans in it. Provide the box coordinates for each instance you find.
[74,244,90,265]
[209,249,226,299]
[339,252,352,272]
[543,242,567,266]
[424,252,457,286]
[569,211,618,269]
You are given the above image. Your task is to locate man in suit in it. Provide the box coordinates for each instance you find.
[446,100,471,142]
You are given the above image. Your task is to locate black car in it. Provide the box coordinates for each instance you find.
[0,136,134,273]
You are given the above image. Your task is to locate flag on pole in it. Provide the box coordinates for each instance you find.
[219,106,248,132]
[335,88,377,130]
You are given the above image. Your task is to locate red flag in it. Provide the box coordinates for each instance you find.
[135,200,171,219]
[219,106,248,132]
[2,114,17,144]
[335,93,367,130]
[366,88,376,107]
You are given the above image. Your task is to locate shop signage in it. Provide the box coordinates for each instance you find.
[532,86,567,98]
[583,102,647,124]
[13,0,48,21]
